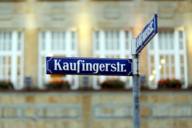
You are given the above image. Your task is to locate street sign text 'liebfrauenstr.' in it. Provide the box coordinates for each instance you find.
[135,14,158,54]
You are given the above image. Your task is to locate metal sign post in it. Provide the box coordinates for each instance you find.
[131,14,158,128]
[132,39,140,128]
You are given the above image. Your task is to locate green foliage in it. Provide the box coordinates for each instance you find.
[0,80,14,90]
[158,79,182,89]
[100,79,125,89]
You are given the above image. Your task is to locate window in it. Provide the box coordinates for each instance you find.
[148,29,188,88]
[38,31,79,89]
[0,31,24,89]
[93,30,132,89]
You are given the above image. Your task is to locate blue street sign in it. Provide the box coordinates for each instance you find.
[46,57,133,76]
[135,14,158,54]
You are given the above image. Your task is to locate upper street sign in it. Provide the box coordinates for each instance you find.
[135,14,158,54]
[46,57,133,76]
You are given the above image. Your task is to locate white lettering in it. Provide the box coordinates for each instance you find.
[120,64,126,72]
[63,62,69,70]
[136,20,154,50]
[77,60,84,73]
[99,64,105,72]
[70,63,76,71]
[53,59,129,74]
[105,63,110,71]
[54,59,62,71]
[111,64,117,72]
[117,62,121,72]
[93,63,99,74]
[86,63,92,71]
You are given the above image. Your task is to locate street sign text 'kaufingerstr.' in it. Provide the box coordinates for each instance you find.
[46,57,133,76]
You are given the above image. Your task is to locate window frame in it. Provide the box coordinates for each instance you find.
[38,30,79,89]
[147,28,188,88]
[0,30,24,89]
[92,29,132,89]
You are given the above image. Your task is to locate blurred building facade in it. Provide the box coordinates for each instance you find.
[0,0,192,89]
